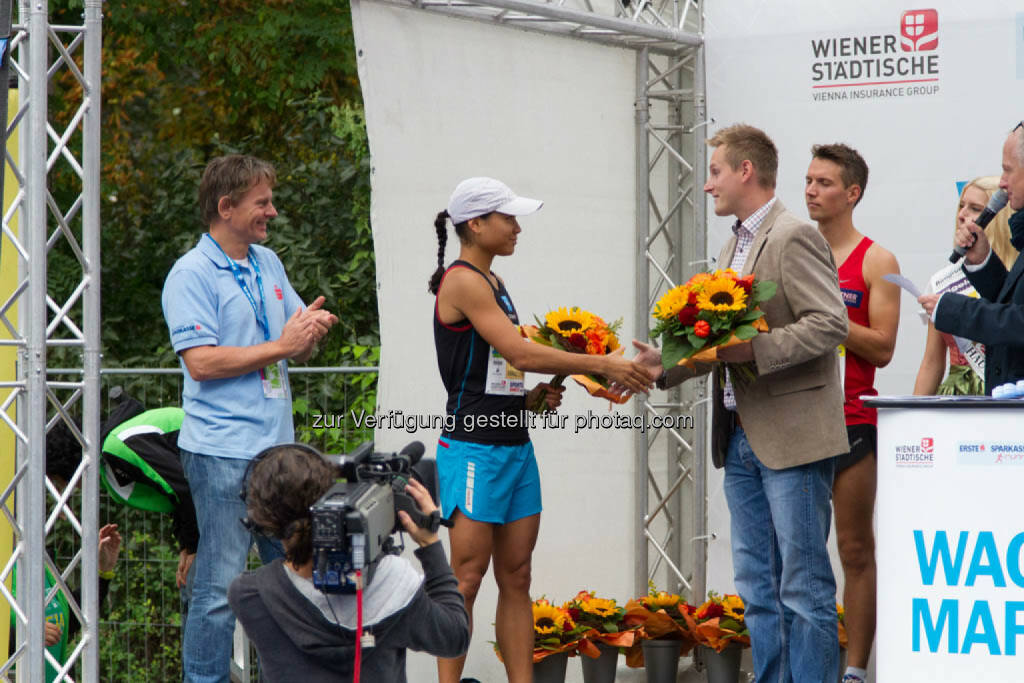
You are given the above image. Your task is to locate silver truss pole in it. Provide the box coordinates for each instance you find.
[5,1,101,678]
[665,43,685,590]
[79,0,102,679]
[22,0,47,679]
[633,0,706,600]
[690,35,708,606]
[633,45,651,597]
[10,4,28,677]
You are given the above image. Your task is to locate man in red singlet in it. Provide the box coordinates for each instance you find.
[805,144,900,683]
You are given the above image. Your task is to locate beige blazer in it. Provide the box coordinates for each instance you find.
[666,200,849,470]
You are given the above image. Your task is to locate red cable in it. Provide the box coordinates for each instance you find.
[354,570,363,683]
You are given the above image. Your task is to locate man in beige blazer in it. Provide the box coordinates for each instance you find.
[635,124,849,682]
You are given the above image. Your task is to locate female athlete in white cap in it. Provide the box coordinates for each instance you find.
[428,177,651,683]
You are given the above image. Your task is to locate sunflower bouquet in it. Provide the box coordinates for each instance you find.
[563,590,637,658]
[651,268,776,372]
[692,591,750,652]
[623,587,698,667]
[520,306,627,410]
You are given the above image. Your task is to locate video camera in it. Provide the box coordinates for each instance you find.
[310,440,450,593]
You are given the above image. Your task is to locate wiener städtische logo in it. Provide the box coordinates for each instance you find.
[894,437,935,468]
[900,9,938,52]
[811,8,940,101]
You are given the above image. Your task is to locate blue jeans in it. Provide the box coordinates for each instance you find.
[180,450,283,683]
[723,428,838,683]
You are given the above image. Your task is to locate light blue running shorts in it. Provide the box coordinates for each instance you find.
[436,437,542,524]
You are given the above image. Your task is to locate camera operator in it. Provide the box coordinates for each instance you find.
[228,444,469,682]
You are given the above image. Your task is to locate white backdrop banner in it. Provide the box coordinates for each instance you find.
[351,2,643,679]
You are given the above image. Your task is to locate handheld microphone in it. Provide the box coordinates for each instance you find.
[949,189,1009,263]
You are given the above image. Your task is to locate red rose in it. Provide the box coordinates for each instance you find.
[687,290,698,306]
[694,320,711,338]
[735,274,754,294]
[696,602,724,620]
[568,332,588,350]
[677,305,699,327]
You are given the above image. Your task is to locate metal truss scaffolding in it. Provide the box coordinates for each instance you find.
[0,1,103,681]
[370,0,709,601]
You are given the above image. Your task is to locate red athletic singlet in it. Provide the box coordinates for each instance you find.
[838,237,876,425]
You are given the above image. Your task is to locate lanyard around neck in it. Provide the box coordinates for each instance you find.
[205,233,271,341]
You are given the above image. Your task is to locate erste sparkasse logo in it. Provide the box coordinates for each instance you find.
[900,9,938,52]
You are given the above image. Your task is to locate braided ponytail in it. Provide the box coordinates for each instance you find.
[428,210,449,294]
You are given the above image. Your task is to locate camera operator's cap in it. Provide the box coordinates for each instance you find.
[447,177,543,225]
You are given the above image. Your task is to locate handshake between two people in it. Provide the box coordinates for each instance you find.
[605,337,754,399]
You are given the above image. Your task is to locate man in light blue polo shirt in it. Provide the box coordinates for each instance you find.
[161,154,337,683]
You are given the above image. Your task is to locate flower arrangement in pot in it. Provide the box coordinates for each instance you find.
[493,596,584,683]
[622,587,699,667]
[692,592,751,652]
[529,597,586,662]
[564,590,636,658]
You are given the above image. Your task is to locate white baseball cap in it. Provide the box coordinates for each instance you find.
[447,177,543,224]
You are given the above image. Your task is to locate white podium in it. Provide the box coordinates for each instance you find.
[868,397,1024,682]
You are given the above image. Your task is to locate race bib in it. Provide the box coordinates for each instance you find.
[485,346,525,395]
[261,361,289,399]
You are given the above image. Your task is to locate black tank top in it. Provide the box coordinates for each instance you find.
[433,260,529,445]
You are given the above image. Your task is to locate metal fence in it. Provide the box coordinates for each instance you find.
[48,366,377,683]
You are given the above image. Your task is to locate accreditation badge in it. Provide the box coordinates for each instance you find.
[261,361,289,399]
[485,346,525,396]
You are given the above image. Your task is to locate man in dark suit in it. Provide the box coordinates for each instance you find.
[634,124,848,682]
[920,122,1024,392]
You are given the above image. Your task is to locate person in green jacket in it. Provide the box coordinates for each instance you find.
[46,392,197,587]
